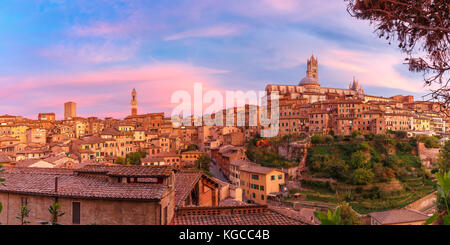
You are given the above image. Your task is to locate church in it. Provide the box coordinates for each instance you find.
[265,55,365,104]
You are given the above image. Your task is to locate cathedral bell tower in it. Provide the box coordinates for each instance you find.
[306,55,318,81]
[131,88,138,116]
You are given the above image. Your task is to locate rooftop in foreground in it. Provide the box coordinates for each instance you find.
[171,205,312,225]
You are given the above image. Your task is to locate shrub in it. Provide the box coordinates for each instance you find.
[350,151,370,169]
[324,135,334,143]
[394,131,407,139]
[311,134,325,144]
[326,158,349,180]
[352,168,375,185]
[396,142,413,152]
[384,155,399,168]
[418,135,440,148]
[352,131,362,138]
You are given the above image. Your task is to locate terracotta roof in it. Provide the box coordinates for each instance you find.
[0,136,19,142]
[75,165,173,178]
[44,155,78,164]
[0,169,168,201]
[174,171,202,207]
[154,152,179,158]
[369,209,429,225]
[269,206,317,225]
[230,159,256,167]
[182,150,203,154]
[4,167,74,175]
[15,159,53,168]
[171,206,308,225]
[100,128,122,136]
[141,156,165,162]
[0,153,12,163]
[240,164,280,175]
[219,198,251,207]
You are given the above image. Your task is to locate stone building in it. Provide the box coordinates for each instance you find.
[64,102,76,120]
[0,165,175,225]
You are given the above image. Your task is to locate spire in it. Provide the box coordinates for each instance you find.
[306,54,318,81]
[131,88,138,116]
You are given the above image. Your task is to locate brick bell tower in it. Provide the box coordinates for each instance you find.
[131,88,138,116]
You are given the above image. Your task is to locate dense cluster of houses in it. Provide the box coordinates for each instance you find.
[0,56,446,225]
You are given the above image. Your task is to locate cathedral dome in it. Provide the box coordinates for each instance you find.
[298,55,320,87]
[299,74,320,86]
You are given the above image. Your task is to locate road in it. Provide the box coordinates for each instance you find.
[209,160,230,183]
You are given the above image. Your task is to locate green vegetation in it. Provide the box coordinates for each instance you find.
[181,144,199,153]
[302,133,435,214]
[115,150,148,165]
[246,134,306,168]
[426,170,450,225]
[16,205,31,225]
[40,202,65,225]
[418,135,440,148]
[314,207,341,225]
[194,154,211,175]
[314,202,361,225]
[437,141,450,174]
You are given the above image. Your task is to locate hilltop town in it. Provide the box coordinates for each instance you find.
[0,56,448,225]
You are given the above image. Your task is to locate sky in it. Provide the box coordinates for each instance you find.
[0,0,429,120]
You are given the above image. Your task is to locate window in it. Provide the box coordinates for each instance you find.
[21,197,28,207]
[163,206,168,225]
[72,202,81,224]
[260,186,264,191]
[251,175,259,180]
[261,195,265,200]
[278,175,283,180]
[271,176,275,181]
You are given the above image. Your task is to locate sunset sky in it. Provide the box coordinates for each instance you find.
[0,0,428,119]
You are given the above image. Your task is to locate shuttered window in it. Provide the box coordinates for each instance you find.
[72,202,81,224]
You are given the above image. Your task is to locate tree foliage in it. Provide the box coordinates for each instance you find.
[16,205,31,225]
[195,154,211,174]
[314,207,341,225]
[350,151,370,169]
[352,168,375,185]
[426,170,450,225]
[116,150,148,165]
[346,0,450,111]
[337,202,362,225]
[40,202,65,225]
[437,141,450,174]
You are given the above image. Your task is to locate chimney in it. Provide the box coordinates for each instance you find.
[55,176,58,193]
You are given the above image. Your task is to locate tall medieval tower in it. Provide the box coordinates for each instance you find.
[306,55,318,81]
[131,88,138,116]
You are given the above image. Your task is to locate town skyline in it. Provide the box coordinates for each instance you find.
[0,0,431,119]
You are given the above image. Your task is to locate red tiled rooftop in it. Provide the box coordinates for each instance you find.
[0,170,168,201]
[174,171,202,207]
[171,205,308,225]
[75,164,173,177]
[368,209,429,225]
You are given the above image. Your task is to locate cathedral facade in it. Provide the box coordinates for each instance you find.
[264,55,447,137]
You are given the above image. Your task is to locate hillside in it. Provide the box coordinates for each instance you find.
[296,133,436,213]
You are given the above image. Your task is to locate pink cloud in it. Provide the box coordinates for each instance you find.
[0,63,230,119]
[164,24,243,41]
[320,49,423,92]
[71,21,131,37]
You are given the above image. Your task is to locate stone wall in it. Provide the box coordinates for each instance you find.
[417,142,441,168]
[406,191,437,211]
[0,192,175,225]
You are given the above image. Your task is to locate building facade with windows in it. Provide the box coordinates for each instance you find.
[240,165,286,205]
